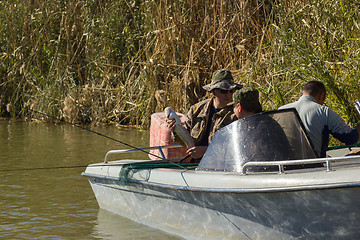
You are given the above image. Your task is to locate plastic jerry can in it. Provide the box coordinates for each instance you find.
[149,111,188,160]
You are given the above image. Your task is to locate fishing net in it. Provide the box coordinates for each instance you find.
[118,162,198,185]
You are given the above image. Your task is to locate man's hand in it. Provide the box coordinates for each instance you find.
[186,146,207,159]
[166,119,176,131]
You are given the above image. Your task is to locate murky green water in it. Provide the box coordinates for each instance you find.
[0,120,182,239]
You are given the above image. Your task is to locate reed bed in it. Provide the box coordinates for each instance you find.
[1,0,359,135]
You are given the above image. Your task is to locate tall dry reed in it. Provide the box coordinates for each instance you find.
[1,0,359,138]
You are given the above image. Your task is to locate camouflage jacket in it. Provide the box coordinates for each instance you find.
[184,98,237,146]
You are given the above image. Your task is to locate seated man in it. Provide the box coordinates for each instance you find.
[228,87,262,119]
[229,87,293,170]
[169,69,242,162]
[279,81,360,157]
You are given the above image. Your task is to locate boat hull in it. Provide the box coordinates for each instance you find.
[85,171,360,240]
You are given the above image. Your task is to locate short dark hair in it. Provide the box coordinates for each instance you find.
[241,102,262,113]
[302,81,326,97]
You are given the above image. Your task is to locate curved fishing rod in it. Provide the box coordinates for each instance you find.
[0,161,196,172]
[27,108,162,158]
[0,165,89,172]
[25,108,189,169]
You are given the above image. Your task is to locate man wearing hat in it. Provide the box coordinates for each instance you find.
[172,69,242,161]
[229,87,293,168]
[228,87,262,119]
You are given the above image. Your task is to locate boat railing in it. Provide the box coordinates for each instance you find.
[242,155,360,175]
[104,144,183,163]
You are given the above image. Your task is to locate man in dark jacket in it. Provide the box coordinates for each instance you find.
[229,87,293,170]
[170,69,243,161]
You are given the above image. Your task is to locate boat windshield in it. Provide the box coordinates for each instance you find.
[196,108,317,172]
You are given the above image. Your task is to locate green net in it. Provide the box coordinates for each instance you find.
[327,142,360,150]
[118,162,198,185]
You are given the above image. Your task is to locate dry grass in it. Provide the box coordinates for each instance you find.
[0,0,359,136]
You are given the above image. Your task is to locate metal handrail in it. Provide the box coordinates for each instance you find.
[104,144,183,163]
[241,155,360,175]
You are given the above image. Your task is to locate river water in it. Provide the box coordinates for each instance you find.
[0,120,182,240]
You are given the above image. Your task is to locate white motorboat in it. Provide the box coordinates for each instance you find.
[82,109,360,240]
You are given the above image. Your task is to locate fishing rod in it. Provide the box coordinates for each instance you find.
[24,107,189,169]
[0,165,89,172]
[0,160,198,172]
[26,107,162,159]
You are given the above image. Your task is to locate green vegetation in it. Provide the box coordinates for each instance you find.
[1,0,359,136]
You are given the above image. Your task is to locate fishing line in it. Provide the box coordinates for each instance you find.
[0,163,154,172]
[0,165,90,172]
[0,160,195,172]
[23,108,188,170]
[26,108,163,159]
[220,212,252,240]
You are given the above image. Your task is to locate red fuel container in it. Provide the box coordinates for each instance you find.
[149,111,188,160]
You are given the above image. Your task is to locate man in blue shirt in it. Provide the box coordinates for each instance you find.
[279,81,360,157]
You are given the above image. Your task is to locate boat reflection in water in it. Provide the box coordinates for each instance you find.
[92,209,181,240]
[82,109,360,240]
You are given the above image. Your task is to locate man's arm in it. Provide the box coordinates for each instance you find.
[327,108,359,144]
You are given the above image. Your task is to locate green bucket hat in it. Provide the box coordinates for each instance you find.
[203,69,243,91]
[228,87,259,106]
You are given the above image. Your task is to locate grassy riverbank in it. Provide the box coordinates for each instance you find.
[1,0,359,130]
